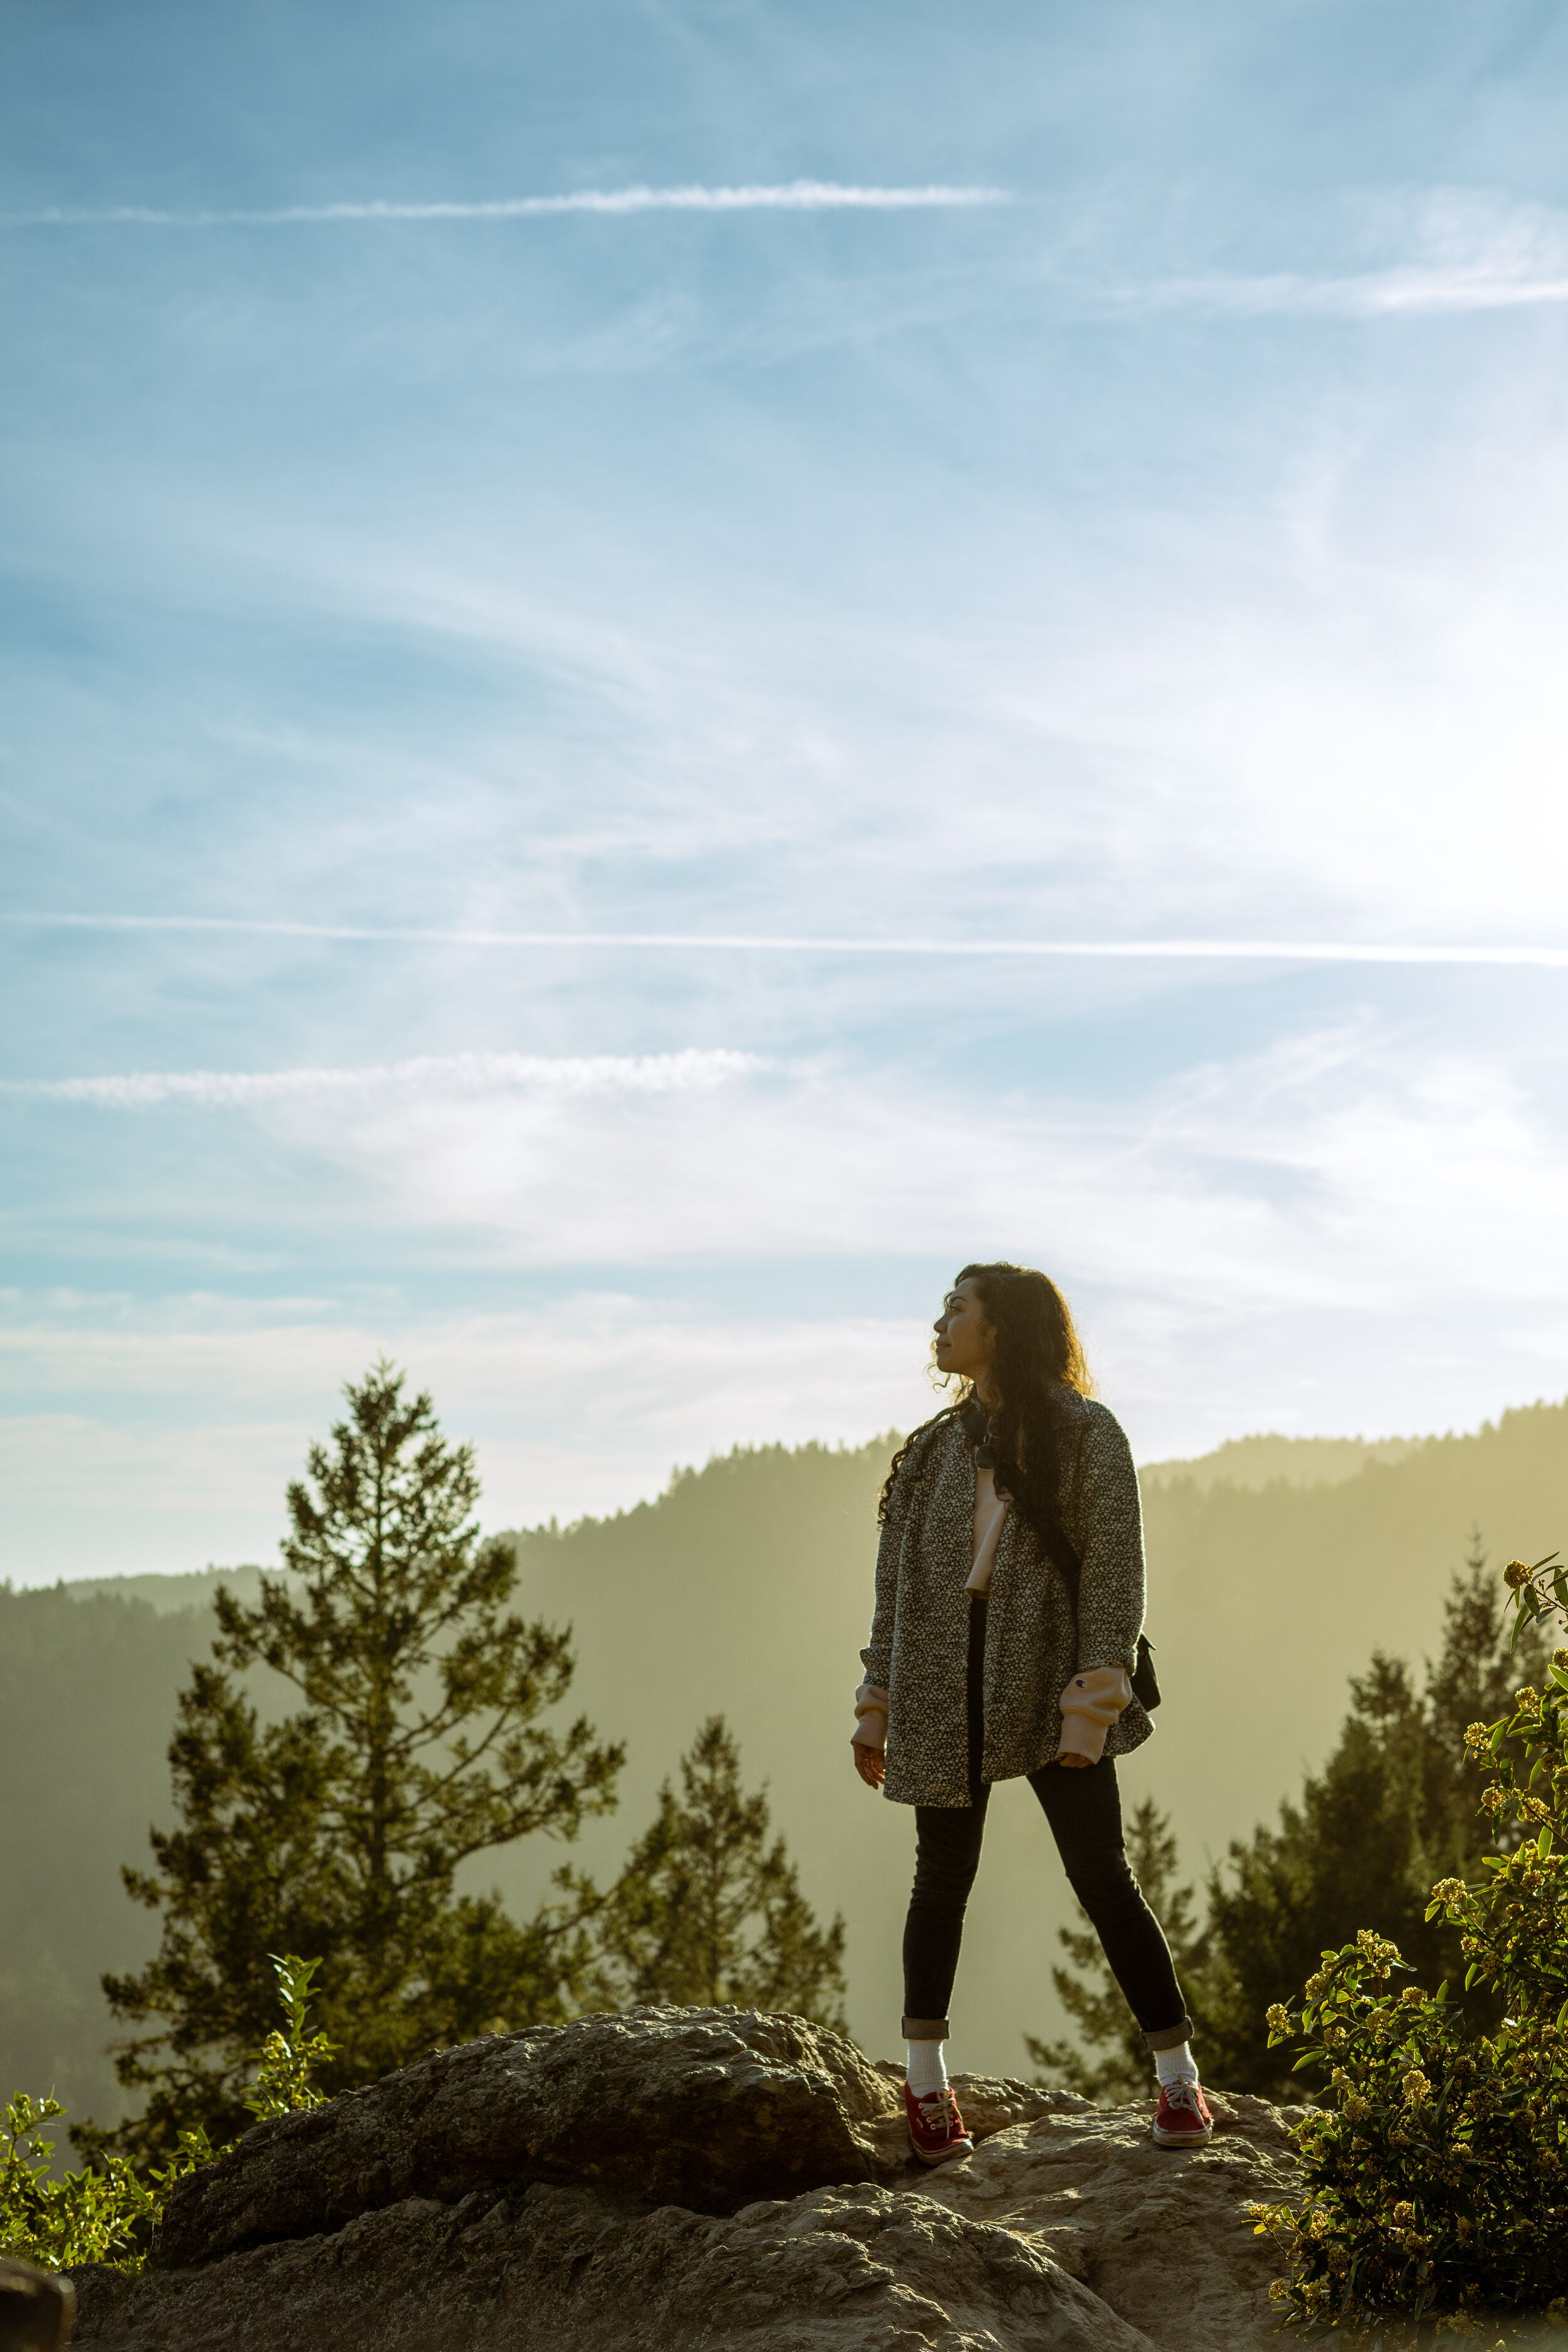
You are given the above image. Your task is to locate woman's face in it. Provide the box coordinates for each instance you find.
[933,1278,997,1385]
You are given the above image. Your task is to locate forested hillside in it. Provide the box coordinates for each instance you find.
[1140,1431,1428,1490]
[3,1397,1564,2112]
[1144,1398,1567,1865]
[0,1588,232,2126]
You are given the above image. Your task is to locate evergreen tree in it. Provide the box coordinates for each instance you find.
[89,1364,623,2161]
[1030,1540,1549,2102]
[583,1717,847,2025]
[1024,1797,1210,2102]
[1200,1537,1549,2095]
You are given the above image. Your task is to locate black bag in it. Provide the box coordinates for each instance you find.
[967,1398,1162,1714]
[1131,1631,1162,1712]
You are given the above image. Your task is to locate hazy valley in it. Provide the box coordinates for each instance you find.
[4,1399,1564,2119]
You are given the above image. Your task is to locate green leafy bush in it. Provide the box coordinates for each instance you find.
[238,1954,336,2123]
[1,1953,333,2274]
[1,2095,160,2270]
[1254,1552,1568,2336]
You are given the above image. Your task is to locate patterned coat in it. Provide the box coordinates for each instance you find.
[861,1391,1153,1807]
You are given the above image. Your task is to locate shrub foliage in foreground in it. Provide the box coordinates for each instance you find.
[1254,1552,1568,2335]
[1,1954,332,2274]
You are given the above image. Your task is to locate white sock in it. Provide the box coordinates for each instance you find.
[1154,2042,1198,2087]
[906,2040,948,2097]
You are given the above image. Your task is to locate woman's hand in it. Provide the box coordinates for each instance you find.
[852,1740,886,1789]
[1056,1752,1092,1769]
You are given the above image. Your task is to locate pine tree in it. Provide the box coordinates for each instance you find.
[89,1364,623,2161]
[1028,1541,1550,2102]
[1024,1797,1210,2102]
[583,1717,847,2025]
[1200,1536,1550,2095]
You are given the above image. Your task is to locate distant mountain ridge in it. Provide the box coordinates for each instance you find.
[1141,1430,1430,1490]
[42,1565,275,1614]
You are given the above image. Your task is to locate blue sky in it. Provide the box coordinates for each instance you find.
[4,0,1568,1582]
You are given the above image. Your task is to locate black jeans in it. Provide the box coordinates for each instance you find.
[901,1597,1192,2049]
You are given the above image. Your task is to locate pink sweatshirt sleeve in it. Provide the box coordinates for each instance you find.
[852,1678,889,1749]
[1057,1665,1132,1764]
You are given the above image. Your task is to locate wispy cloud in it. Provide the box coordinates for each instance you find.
[4,915,1567,966]
[4,1016,1567,1583]
[0,1296,936,1581]
[1111,265,1568,317]
[0,1049,766,1110]
[0,181,1008,230]
[1108,191,1568,318]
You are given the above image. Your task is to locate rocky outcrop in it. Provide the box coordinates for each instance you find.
[154,2006,898,2265]
[67,2006,1305,2351]
[69,2180,1147,2351]
[922,2087,1308,2350]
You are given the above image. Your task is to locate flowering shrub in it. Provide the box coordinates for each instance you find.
[1254,1554,1568,2336]
[0,1953,334,2274]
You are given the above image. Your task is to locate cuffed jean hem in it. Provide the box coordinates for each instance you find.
[1143,2014,1195,2052]
[901,2016,950,2040]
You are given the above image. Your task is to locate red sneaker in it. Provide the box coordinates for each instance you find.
[904,2080,975,2166]
[1152,2077,1213,2146]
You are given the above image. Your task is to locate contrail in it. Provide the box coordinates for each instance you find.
[1,181,1009,230]
[4,914,1568,967]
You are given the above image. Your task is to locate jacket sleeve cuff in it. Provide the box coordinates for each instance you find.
[1057,1665,1132,1765]
[852,1681,889,1749]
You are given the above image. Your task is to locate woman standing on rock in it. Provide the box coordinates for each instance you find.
[852,1261,1209,2165]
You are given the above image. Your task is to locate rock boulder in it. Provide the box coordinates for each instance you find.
[154,2006,899,2266]
[67,2007,1309,2351]
[921,2087,1307,2350]
[73,2179,1147,2351]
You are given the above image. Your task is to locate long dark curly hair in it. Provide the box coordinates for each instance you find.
[876,1261,1093,1527]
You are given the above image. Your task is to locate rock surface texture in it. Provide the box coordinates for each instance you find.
[68,2006,1304,2351]
[923,2086,1307,2350]
[153,2006,899,2264]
